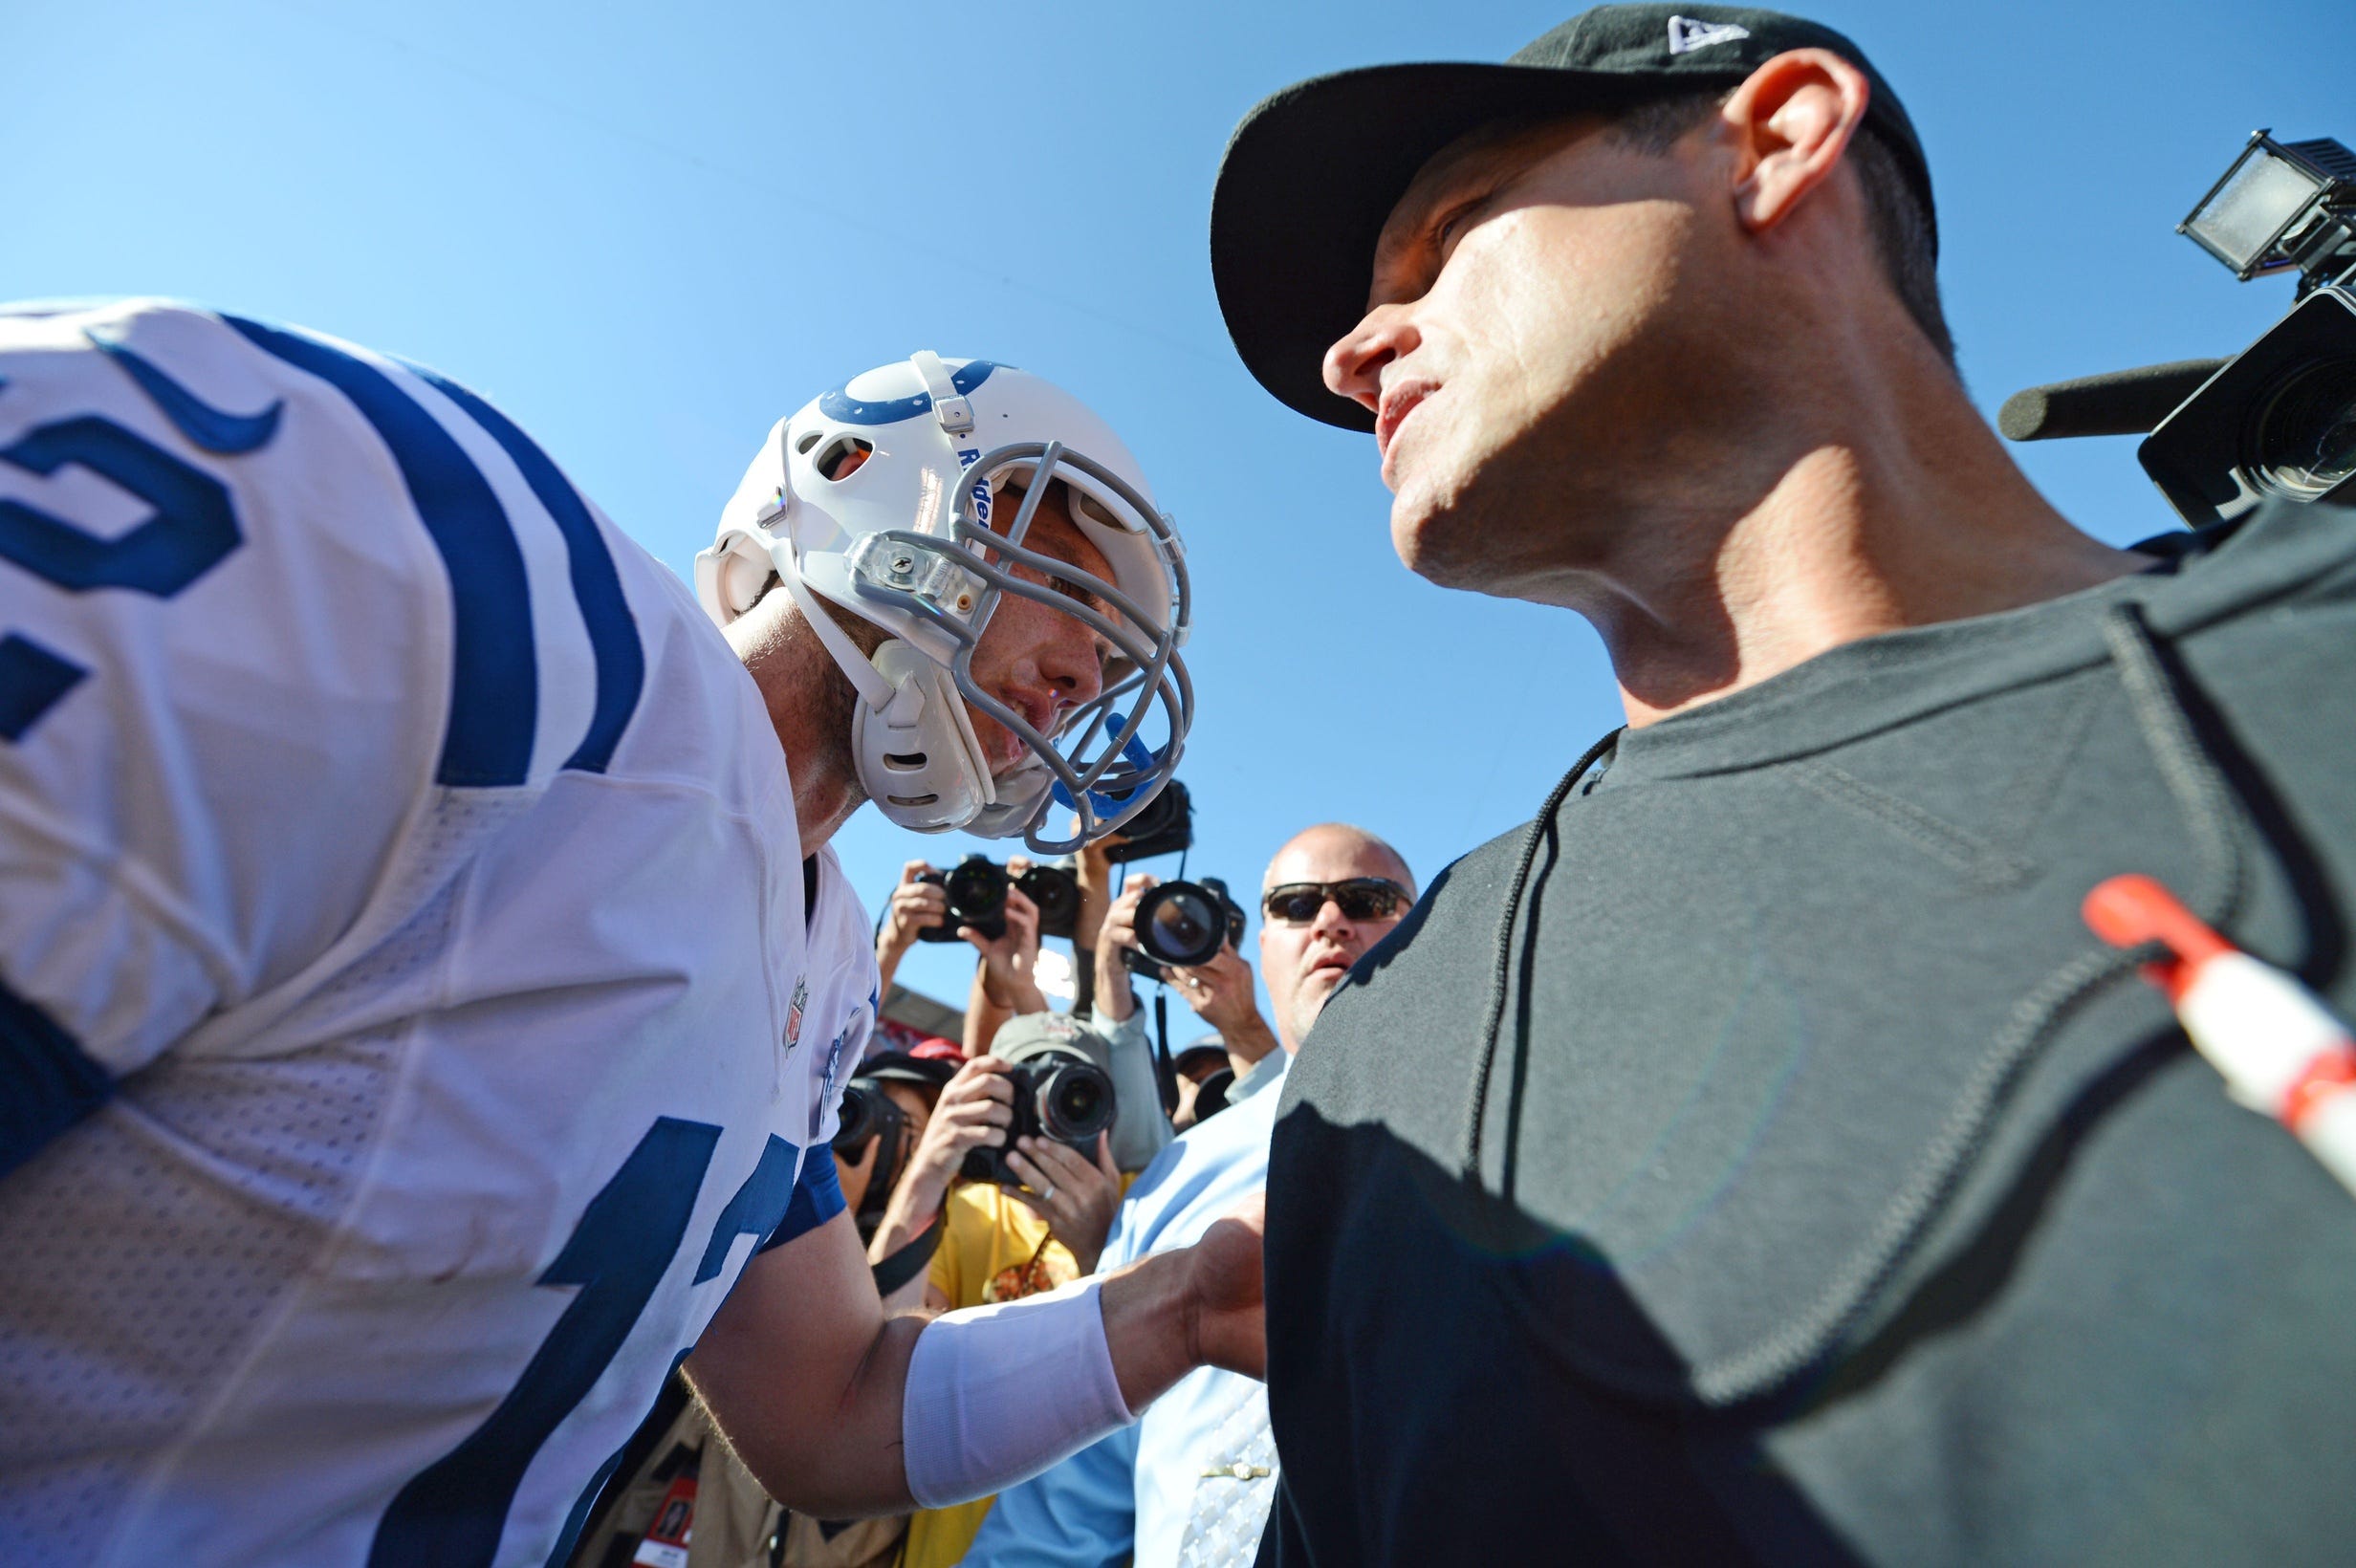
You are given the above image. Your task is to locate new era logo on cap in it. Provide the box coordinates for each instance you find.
[1667,14,1752,53]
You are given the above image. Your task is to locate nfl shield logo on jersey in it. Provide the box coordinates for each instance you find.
[783,976,810,1060]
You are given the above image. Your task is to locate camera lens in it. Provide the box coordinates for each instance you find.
[2250,358,2356,499]
[1138,882,1224,968]
[1036,1060,1116,1143]
[1018,865,1080,940]
[943,857,1009,927]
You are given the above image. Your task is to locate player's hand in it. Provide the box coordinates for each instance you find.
[1183,1190,1266,1380]
[877,860,947,965]
[967,860,1046,1013]
[1093,873,1157,1023]
[1004,1131,1123,1275]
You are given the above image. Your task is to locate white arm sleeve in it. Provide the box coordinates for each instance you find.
[900,1276,1138,1508]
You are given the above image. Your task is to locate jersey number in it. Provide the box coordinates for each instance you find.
[0,414,243,738]
[369,1118,802,1568]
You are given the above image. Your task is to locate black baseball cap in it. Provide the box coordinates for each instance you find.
[852,1050,959,1091]
[1172,1038,1232,1076]
[1210,4,1933,431]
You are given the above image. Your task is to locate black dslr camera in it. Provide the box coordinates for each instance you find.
[1018,862,1081,940]
[2001,130,2356,523]
[914,855,1083,942]
[961,1032,1118,1186]
[1122,876,1248,983]
[1103,778,1192,863]
[831,1078,911,1226]
[832,1079,905,1154]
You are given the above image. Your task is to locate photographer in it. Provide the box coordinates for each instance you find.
[832,1048,960,1230]
[861,844,1175,1568]
[873,859,1052,1047]
[969,826,1414,1568]
[1170,1040,1237,1132]
[1207,4,2356,1562]
[864,1011,1161,1568]
[862,1039,1123,1312]
[1094,877,1282,1096]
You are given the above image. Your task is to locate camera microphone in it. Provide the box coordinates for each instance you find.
[1999,130,2356,526]
[1997,359,2227,442]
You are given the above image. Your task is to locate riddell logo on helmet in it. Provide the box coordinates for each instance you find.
[956,446,993,523]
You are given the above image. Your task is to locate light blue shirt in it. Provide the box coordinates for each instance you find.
[964,1052,1288,1568]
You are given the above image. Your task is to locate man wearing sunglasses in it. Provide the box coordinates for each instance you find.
[965,824,1413,1568]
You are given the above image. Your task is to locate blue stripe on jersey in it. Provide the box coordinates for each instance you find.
[404,366,644,774]
[540,1348,691,1568]
[0,632,88,741]
[0,972,113,1182]
[85,330,284,454]
[693,1134,802,1282]
[761,1143,846,1252]
[221,316,538,788]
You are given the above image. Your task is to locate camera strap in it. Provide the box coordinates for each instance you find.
[1154,990,1179,1117]
[870,1211,944,1296]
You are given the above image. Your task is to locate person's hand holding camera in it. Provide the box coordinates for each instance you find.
[1072,825,1126,959]
[1003,1130,1123,1274]
[1167,944,1281,1066]
[1094,872,1158,1023]
[868,1056,1015,1268]
[966,859,1049,1016]
[875,860,948,993]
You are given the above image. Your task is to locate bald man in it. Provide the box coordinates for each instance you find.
[966,825,1416,1568]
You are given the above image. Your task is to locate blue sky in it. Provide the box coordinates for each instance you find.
[5,0,2343,1013]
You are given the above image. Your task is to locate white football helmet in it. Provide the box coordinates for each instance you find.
[697,352,1192,854]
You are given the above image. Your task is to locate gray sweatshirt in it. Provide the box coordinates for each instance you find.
[1261,497,2356,1567]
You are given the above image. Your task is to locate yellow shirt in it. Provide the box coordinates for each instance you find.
[899,1182,1082,1568]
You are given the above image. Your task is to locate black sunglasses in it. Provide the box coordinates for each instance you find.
[1260,878,1412,926]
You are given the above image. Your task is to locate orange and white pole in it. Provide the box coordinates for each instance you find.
[2083,874,2356,1199]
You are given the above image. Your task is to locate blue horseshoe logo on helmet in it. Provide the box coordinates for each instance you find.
[818,359,1002,425]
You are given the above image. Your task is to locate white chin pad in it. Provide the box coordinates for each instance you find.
[901,1277,1134,1508]
[855,642,993,834]
[720,547,771,621]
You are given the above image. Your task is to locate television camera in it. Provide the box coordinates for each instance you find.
[2000,130,2356,524]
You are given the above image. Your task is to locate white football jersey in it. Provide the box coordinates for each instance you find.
[0,301,879,1567]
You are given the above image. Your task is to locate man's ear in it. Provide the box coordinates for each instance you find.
[1718,48,1872,236]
